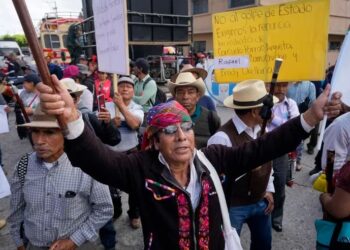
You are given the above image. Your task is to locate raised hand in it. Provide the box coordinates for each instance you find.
[36,75,78,123]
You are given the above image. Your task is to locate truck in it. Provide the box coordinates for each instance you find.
[79,0,193,83]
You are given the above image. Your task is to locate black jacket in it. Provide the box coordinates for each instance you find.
[82,111,120,146]
[65,116,309,249]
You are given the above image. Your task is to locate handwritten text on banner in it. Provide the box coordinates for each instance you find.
[93,0,129,75]
[212,0,329,83]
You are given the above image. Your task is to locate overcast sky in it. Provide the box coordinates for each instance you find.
[0,0,83,35]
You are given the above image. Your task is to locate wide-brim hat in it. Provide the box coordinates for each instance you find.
[224,79,278,109]
[61,78,87,95]
[168,72,206,97]
[18,106,60,128]
[171,64,208,82]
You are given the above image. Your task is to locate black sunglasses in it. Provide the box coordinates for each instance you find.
[161,122,194,135]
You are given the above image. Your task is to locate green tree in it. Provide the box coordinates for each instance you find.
[0,34,28,47]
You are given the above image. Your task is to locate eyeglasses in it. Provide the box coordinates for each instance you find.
[161,122,194,135]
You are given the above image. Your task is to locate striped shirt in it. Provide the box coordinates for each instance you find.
[8,152,113,248]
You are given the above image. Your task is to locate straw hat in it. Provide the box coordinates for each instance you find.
[171,64,208,82]
[60,78,87,95]
[168,72,206,97]
[18,106,60,128]
[224,79,278,109]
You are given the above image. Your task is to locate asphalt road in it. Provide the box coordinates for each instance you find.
[0,106,322,250]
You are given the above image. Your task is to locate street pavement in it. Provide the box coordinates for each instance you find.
[0,106,322,249]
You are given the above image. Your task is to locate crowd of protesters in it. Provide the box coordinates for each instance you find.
[1,50,350,250]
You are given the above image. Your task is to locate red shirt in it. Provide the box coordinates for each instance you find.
[95,79,113,102]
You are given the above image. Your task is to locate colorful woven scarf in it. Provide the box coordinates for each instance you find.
[141,101,191,150]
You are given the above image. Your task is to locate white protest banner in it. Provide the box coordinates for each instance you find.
[317,31,350,150]
[329,31,350,105]
[0,167,11,199]
[93,0,129,75]
[0,105,9,134]
[213,56,250,69]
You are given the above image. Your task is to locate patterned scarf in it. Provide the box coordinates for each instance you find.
[141,101,191,150]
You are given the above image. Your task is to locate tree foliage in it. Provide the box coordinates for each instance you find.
[0,34,28,47]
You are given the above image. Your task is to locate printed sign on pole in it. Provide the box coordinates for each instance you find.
[93,0,129,75]
[212,0,330,83]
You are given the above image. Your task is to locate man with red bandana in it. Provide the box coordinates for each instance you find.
[36,75,342,250]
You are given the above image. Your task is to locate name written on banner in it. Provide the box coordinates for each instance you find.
[212,0,329,83]
[214,56,250,69]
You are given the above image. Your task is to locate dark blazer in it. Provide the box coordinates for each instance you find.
[64,116,309,250]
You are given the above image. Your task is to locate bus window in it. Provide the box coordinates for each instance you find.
[44,34,61,49]
[63,35,68,48]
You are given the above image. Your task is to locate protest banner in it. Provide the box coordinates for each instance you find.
[317,30,350,150]
[0,166,11,199]
[93,0,129,75]
[212,0,330,83]
[0,105,9,134]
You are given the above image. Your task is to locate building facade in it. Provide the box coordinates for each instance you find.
[191,0,350,69]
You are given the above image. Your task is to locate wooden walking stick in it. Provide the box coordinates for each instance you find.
[12,0,68,133]
[112,73,121,117]
[9,84,30,123]
[260,58,283,136]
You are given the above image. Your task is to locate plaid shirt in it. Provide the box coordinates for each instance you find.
[8,152,113,247]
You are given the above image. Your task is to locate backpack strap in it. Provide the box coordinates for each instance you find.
[17,153,30,187]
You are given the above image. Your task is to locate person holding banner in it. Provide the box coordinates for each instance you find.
[35,73,342,249]
[111,76,144,229]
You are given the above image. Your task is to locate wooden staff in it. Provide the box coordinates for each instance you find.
[260,58,283,136]
[9,84,30,123]
[112,73,121,117]
[12,0,67,133]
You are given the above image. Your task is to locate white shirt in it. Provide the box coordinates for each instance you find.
[78,89,93,112]
[208,111,275,193]
[268,97,299,131]
[159,151,202,210]
[108,101,144,152]
[321,112,350,171]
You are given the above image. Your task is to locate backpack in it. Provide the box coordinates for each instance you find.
[17,153,30,187]
[143,77,167,106]
[16,153,30,243]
